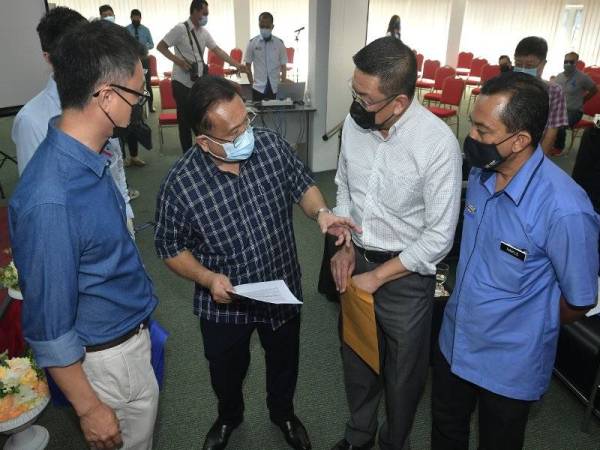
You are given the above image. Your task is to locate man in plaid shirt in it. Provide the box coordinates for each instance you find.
[513,36,568,156]
[154,76,359,450]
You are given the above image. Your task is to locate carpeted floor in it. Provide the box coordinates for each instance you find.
[0,91,598,449]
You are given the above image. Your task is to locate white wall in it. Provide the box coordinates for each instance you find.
[308,0,369,172]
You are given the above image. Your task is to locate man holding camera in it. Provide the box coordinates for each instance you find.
[157,0,246,153]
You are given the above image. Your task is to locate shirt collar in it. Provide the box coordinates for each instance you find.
[47,75,60,109]
[479,146,544,205]
[46,119,110,178]
[377,98,418,139]
[187,18,199,32]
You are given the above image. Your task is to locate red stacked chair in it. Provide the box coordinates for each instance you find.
[423,66,457,105]
[148,54,160,87]
[427,77,466,135]
[456,51,474,77]
[224,48,243,76]
[416,59,441,95]
[465,58,488,87]
[467,64,501,113]
[569,88,600,149]
[158,78,178,148]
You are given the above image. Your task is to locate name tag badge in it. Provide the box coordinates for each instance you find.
[500,241,527,261]
[464,203,476,215]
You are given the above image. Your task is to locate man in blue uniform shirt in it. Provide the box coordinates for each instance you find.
[9,20,158,450]
[433,72,600,450]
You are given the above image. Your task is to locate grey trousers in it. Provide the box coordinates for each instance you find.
[342,253,435,449]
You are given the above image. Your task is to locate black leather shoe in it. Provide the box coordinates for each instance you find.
[273,415,312,450]
[330,438,375,450]
[202,418,242,450]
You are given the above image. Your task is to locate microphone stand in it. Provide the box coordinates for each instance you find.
[293,27,305,83]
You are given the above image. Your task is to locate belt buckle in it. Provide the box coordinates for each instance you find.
[361,249,377,264]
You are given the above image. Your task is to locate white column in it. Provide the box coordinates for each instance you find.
[445,0,467,67]
[233,0,250,51]
[308,0,369,172]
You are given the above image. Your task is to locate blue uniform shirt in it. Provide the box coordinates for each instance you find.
[126,23,154,50]
[9,123,158,368]
[439,147,599,400]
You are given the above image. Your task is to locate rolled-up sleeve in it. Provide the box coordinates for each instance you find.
[547,212,599,307]
[154,183,194,259]
[10,203,83,368]
[399,137,463,275]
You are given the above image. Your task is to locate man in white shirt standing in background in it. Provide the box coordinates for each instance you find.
[245,12,288,101]
[11,6,137,236]
[330,37,463,450]
[157,0,246,153]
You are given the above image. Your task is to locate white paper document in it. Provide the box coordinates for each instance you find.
[231,280,302,304]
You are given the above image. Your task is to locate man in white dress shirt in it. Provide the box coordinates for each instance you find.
[245,12,288,101]
[157,0,246,153]
[330,37,463,450]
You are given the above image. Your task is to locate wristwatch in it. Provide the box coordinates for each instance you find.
[315,207,332,220]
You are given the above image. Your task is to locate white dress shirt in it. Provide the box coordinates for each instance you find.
[162,18,216,88]
[11,76,134,219]
[334,99,463,275]
[244,35,287,94]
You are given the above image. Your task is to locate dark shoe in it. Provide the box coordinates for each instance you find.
[273,415,312,450]
[202,417,242,450]
[330,438,375,450]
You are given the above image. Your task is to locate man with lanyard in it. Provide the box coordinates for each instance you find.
[433,72,599,450]
[157,0,246,153]
[330,37,463,450]
[245,12,288,101]
[126,8,155,113]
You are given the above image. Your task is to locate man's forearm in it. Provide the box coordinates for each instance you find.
[246,63,253,83]
[213,46,238,67]
[157,40,177,63]
[560,296,592,324]
[164,250,214,288]
[298,185,328,219]
[280,65,287,82]
[48,363,101,417]
[372,256,410,284]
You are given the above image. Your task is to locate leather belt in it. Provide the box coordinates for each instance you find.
[355,245,400,264]
[86,318,150,353]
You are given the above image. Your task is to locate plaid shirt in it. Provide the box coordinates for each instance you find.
[546,82,568,129]
[154,128,314,329]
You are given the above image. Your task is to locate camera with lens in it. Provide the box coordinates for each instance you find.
[190,62,199,81]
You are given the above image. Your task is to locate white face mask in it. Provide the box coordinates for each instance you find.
[103,15,115,23]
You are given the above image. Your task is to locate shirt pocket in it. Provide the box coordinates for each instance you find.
[487,235,528,294]
[378,173,422,216]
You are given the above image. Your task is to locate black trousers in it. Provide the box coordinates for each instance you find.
[431,343,532,450]
[555,108,584,150]
[252,79,276,101]
[171,79,194,153]
[142,58,154,109]
[200,315,300,425]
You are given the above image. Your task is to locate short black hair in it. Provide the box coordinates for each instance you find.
[131,9,141,17]
[353,36,417,99]
[190,0,208,15]
[36,7,86,54]
[480,72,549,147]
[565,51,579,60]
[499,55,511,62]
[98,4,114,15]
[50,20,140,110]
[259,12,274,23]
[514,36,548,60]
[188,76,241,134]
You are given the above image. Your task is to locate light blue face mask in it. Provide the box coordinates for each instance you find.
[199,16,208,26]
[205,127,255,162]
[103,15,115,22]
[513,66,538,77]
[260,28,272,40]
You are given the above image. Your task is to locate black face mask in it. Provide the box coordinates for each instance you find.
[463,133,517,170]
[349,98,396,130]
